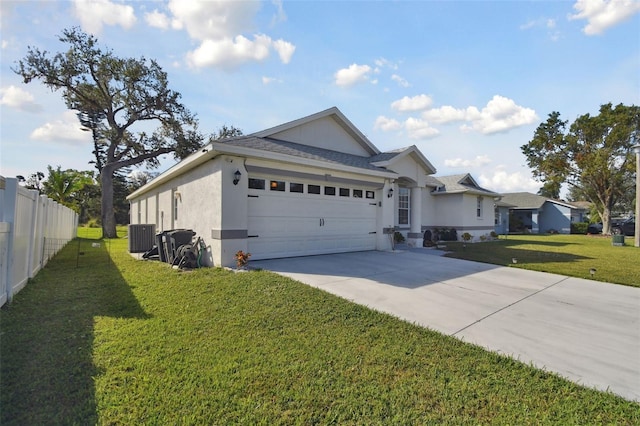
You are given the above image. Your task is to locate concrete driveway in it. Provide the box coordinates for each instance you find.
[252,249,640,402]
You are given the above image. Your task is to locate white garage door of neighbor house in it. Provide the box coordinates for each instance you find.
[247,177,379,260]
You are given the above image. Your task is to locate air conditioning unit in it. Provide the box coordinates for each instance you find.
[128,224,156,253]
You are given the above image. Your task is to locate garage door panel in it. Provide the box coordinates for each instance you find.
[247,181,378,260]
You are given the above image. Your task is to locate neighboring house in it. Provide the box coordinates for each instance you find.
[494,199,515,235]
[127,107,496,267]
[500,192,587,234]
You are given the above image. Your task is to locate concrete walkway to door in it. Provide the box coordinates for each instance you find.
[251,249,640,402]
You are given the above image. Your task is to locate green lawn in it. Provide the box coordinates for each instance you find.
[443,234,640,287]
[1,230,639,424]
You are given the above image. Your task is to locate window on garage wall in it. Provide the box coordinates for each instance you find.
[270,180,285,191]
[324,186,336,196]
[290,182,304,193]
[339,188,350,197]
[249,178,265,189]
[477,196,483,218]
[398,188,410,225]
[308,184,321,194]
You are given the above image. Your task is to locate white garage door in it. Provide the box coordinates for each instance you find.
[247,177,379,260]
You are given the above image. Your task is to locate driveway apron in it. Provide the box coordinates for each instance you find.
[252,249,640,402]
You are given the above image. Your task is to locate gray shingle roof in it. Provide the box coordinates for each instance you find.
[219,136,391,172]
[500,192,584,210]
[368,151,402,163]
[427,174,498,196]
[500,192,546,209]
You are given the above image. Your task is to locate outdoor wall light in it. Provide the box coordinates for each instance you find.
[233,169,241,185]
[387,188,394,198]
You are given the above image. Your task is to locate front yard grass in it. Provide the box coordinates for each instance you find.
[443,234,640,287]
[1,230,638,424]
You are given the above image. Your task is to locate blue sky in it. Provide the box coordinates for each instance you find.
[1,0,639,194]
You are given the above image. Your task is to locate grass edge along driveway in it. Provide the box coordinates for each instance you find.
[443,234,639,287]
[1,233,639,424]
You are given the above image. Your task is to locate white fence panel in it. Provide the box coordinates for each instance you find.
[0,222,9,307]
[0,176,78,307]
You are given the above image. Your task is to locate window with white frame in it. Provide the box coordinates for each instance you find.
[173,190,179,221]
[477,196,483,218]
[398,188,410,225]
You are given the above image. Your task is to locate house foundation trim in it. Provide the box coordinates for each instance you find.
[211,229,248,240]
[422,225,495,231]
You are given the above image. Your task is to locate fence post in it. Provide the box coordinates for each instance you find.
[3,178,17,303]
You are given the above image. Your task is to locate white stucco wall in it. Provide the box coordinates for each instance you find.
[423,193,495,240]
[388,156,427,187]
[270,116,372,157]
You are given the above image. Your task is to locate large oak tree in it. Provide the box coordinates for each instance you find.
[522,103,639,234]
[14,28,204,238]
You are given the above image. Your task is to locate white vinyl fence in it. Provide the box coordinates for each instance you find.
[0,176,78,307]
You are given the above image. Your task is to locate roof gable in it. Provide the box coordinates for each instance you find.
[250,107,379,157]
[427,173,498,196]
[370,145,437,175]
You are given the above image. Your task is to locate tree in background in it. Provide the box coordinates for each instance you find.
[42,166,89,207]
[211,124,243,141]
[522,103,639,234]
[22,172,45,191]
[14,27,204,238]
[537,181,561,199]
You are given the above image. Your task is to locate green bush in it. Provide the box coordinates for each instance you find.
[571,222,588,234]
[84,218,101,228]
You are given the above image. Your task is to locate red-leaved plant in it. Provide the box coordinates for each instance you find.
[235,250,251,269]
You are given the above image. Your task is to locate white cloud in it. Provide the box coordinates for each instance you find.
[391,94,433,112]
[262,76,281,85]
[166,0,295,69]
[391,74,410,88]
[374,116,402,131]
[374,57,398,70]
[30,111,90,144]
[0,85,43,113]
[479,167,541,193]
[382,95,536,136]
[168,0,258,40]
[334,64,372,87]
[273,39,296,64]
[271,0,287,25]
[569,0,640,35]
[460,95,538,134]
[445,155,492,168]
[72,0,136,34]
[519,17,562,41]
[187,35,273,69]
[404,117,440,140]
[422,105,470,124]
[145,9,170,30]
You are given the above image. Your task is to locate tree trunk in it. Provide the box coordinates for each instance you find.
[601,207,612,235]
[100,166,118,238]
